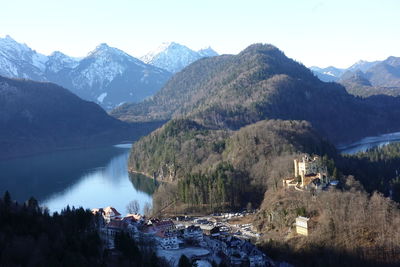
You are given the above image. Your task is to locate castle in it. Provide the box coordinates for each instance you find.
[283,155,329,190]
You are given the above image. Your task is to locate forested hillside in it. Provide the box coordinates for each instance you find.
[131,119,335,213]
[0,76,161,159]
[113,44,400,145]
[125,44,400,265]
[256,178,400,266]
[0,192,164,266]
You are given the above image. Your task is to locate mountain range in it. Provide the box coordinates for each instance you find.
[112,44,400,145]
[309,60,381,82]
[311,57,400,97]
[141,42,218,73]
[0,35,172,109]
[0,36,220,109]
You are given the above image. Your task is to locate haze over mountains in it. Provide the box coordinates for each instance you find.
[0,36,218,110]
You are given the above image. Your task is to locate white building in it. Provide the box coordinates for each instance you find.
[93,206,121,223]
[155,230,179,250]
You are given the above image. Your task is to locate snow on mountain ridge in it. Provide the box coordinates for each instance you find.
[142,42,219,73]
[0,35,48,79]
[46,51,80,73]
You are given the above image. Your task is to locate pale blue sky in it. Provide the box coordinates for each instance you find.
[0,0,399,68]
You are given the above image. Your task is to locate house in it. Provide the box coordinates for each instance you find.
[122,215,141,239]
[125,213,144,222]
[201,225,220,236]
[153,219,175,232]
[103,220,128,249]
[103,206,122,222]
[183,225,204,243]
[155,230,179,250]
[204,236,228,255]
[247,246,268,267]
[296,216,310,236]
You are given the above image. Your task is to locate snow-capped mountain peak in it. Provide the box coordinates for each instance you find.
[0,37,171,110]
[0,35,48,78]
[88,43,131,59]
[141,42,219,73]
[46,51,79,73]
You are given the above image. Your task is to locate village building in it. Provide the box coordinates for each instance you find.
[103,206,122,222]
[155,230,179,250]
[295,216,310,236]
[183,225,204,243]
[200,225,220,236]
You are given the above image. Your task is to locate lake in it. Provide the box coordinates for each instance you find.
[338,131,400,154]
[0,144,156,215]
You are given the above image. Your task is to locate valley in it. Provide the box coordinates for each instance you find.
[2,38,400,266]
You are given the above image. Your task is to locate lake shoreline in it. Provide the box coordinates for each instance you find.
[338,131,400,155]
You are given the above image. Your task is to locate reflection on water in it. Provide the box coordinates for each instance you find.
[0,144,155,214]
[129,173,158,195]
[338,132,400,154]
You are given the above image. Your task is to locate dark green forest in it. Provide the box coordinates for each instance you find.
[339,142,400,202]
[0,192,163,267]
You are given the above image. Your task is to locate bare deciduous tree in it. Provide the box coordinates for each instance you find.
[126,200,140,214]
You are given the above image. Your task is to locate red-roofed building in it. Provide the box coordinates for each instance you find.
[154,219,175,232]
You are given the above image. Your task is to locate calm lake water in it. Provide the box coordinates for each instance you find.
[338,132,400,154]
[0,144,156,215]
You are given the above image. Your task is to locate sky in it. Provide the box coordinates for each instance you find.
[0,0,399,68]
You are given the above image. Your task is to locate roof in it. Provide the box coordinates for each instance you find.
[155,220,174,227]
[185,225,202,232]
[103,206,121,216]
[126,213,143,220]
[91,208,100,215]
[107,220,127,230]
[296,216,310,221]
[155,230,177,239]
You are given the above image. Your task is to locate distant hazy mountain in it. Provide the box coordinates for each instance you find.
[310,60,380,82]
[141,42,218,73]
[0,36,171,109]
[0,76,132,159]
[341,70,372,86]
[365,56,400,87]
[340,57,400,97]
[309,66,345,82]
[347,60,380,72]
